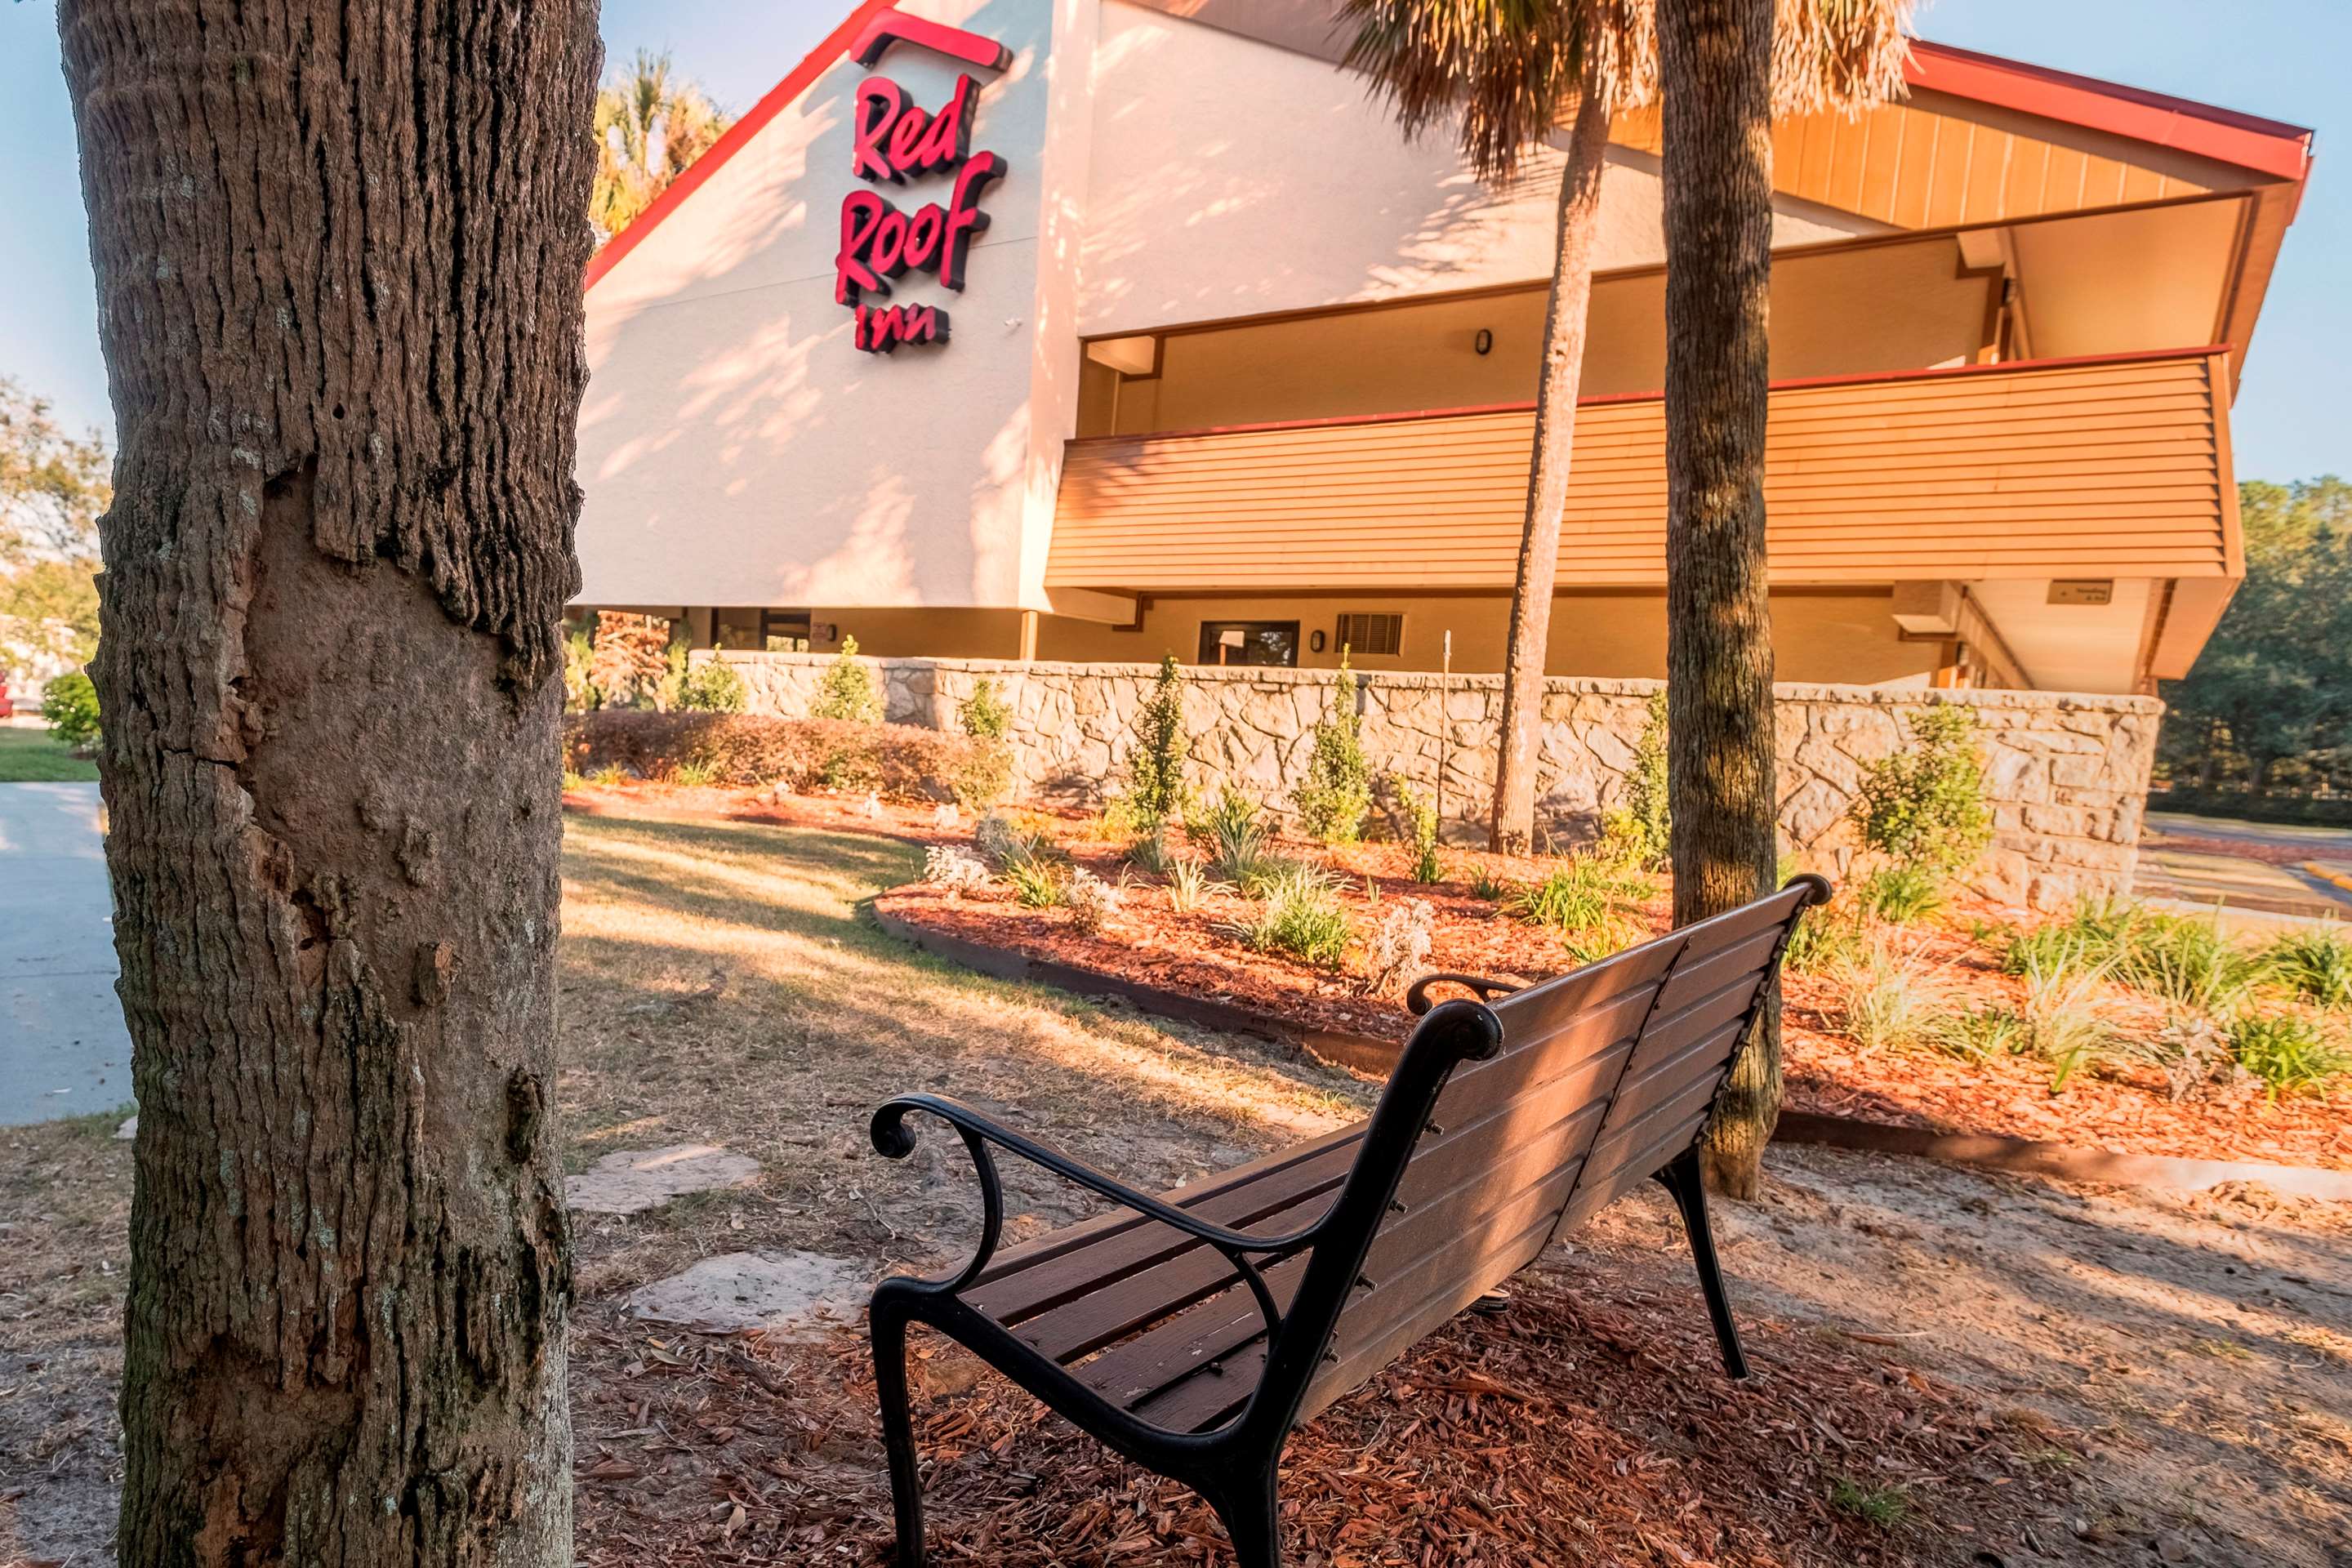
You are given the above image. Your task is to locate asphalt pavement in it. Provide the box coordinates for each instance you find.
[1,782,135,1125]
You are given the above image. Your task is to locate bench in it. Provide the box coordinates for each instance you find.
[866,874,1830,1567]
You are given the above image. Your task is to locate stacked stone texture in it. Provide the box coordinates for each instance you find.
[702,652,2159,911]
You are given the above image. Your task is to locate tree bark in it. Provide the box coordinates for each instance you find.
[1490,78,1610,854]
[1659,0,1782,1199]
[60,3,597,1563]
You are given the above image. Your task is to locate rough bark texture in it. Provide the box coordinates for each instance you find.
[1489,81,1610,855]
[59,2,597,1562]
[1658,0,1783,1199]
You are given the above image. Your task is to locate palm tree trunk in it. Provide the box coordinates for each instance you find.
[1490,77,1610,854]
[1659,0,1782,1198]
[61,2,596,1561]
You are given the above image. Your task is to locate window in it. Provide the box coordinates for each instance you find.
[1197,621,1299,668]
[1335,612,1404,657]
[761,609,813,653]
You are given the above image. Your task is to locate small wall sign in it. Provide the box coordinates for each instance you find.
[833,11,1010,354]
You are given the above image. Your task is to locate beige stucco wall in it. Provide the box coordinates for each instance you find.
[1035,589,1941,686]
[577,0,1080,613]
[705,652,2158,911]
[1076,0,1891,338]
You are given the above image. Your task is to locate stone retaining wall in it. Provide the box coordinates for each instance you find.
[700,650,2161,911]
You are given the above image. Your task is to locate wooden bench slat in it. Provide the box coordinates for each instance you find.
[1650,924,1784,1017]
[969,1124,1364,1291]
[1069,1263,1309,1412]
[1011,1183,1338,1363]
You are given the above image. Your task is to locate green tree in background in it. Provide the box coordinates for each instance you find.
[2163,478,2352,797]
[592,49,733,246]
[0,377,110,668]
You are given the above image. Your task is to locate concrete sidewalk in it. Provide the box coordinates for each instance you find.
[1,782,134,1125]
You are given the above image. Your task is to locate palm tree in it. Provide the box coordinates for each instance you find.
[1343,1,1651,854]
[1659,0,1912,1197]
[592,49,733,246]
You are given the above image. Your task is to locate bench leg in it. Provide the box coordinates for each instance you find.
[871,1298,927,1566]
[1654,1146,1750,1380]
[1208,1475,1282,1568]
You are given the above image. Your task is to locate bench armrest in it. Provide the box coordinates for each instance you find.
[1406,972,1523,1013]
[871,1094,1326,1294]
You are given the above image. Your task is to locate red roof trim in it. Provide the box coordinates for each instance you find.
[1066,345,2231,446]
[1904,41,2313,184]
[585,0,896,292]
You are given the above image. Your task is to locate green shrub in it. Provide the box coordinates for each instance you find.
[2004,898,2141,978]
[1934,1004,2032,1062]
[1393,776,1443,884]
[959,676,1013,742]
[1850,705,1992,878]
[670,758,719,787]
[2114,914,2270,1013]
[674,658,748,713]
[1163,858,1232,915]
[1125,828,1175,875]
[564,626,601,711]
[1597,690,1671,871]
[1227,863,1353,969]
[1469,863,1508,902]
[1861,864,1945,924]
[2014,933,2117,1089]
[810,635,882,724]
[1126,654,1190,830]
[1195,786,1281,891]
[1004,858,1067,909]
[2265,926,2352,1011]
[591,764,626,788]
[1782,898,1865,976]
[2225,1011,2351,1099]
[564,710,978,802]
[40,673,100,751]
[1293,655,1374,844]
[1508,856,1653,963]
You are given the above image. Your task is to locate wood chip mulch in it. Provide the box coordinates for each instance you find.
[572,1265,2082,1568]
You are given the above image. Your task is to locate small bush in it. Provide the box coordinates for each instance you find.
[1227,863,1353,969]
[2226,1011,2351,1099]
[674,658,748,714]
[1934,1004,2031,1062]
[1004,857,1067,909]
[923,844,991,897]
[670,758,719,787]
[1125,828,1174,875]
[1065,866,1124,933]
[1196,787,1280,892]
[589,612,672,709]
[975,811,1054,870]
[810,635,882,724]
[1783,893,1865,976]
[1829,938,1940,1053]
[564,710,977,802]
[1469,863,1508,902]
[1293,655,1374,844]
[950,676,1016,810]
[958,676,1013,742]
[1362,898,1435,997]
[2015,933,2117,1089]
[1393,776,1444,883]
[1508,856,1653,962]
[1163,858,1232,915]
[591,764,626,788]
[1126,654,1190,831]
[40,672,100,751]
[2114,914,2270,1013]
[1851,705,1992,878]
[2004,898,2140,978]
[564,625,600,711]
[2266,926,2352,1011]
[1597,690,1671,871]
[1861,864,1944,924]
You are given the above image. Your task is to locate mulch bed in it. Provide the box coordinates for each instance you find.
[572,1263,2084,1568]
[564,781,2352,1174]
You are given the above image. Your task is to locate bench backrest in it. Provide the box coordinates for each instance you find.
[1290,877,1822,1422]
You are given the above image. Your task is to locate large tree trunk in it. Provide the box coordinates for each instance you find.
[1490,78,1610,854]
[1659,0,1782,1198]
[60,4,597,1562]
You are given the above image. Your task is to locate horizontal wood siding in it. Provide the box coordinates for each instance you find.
[1045,352,2230,590]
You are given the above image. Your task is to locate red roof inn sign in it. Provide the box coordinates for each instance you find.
[834,10,1013,354]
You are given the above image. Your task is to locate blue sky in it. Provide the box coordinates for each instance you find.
[2,1,2341,480]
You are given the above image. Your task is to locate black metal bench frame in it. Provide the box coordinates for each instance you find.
[867,875,1829,1566]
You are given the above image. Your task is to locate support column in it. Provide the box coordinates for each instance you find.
[1018,608,1040,662]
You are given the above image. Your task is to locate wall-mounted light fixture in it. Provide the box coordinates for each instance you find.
[1309,630,1328,653]
[1473,328,1494,356]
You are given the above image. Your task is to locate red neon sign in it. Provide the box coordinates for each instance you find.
[832,13,1008,354]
